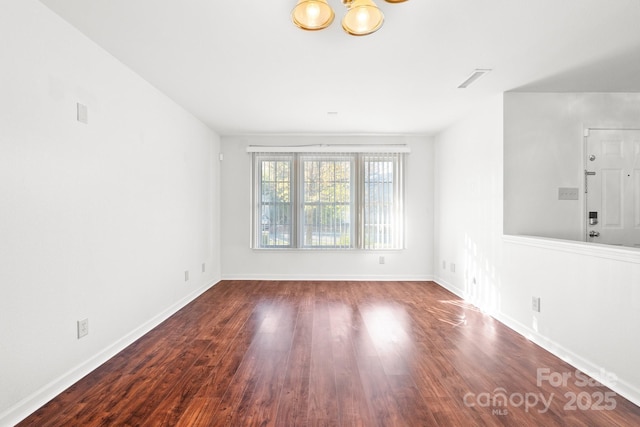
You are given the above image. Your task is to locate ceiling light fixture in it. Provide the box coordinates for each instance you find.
[292,0,408,36]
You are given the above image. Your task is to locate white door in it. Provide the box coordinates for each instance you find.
[585,129,640,247]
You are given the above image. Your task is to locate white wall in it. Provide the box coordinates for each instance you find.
[434,95,504,311]
[504,92,640,240]
[0,2,221,424]
[435,93,640,407]
[501,236,640,406]
[220,135,433,280]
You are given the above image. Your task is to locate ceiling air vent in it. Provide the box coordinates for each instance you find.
[457,69,492,89]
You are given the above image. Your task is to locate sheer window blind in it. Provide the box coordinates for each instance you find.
[254,154,293,248]
[300,154,354,249]
[252,150,405,250]
[361,153,404,250]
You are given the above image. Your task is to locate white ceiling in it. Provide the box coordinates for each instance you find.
[40,0,640,136]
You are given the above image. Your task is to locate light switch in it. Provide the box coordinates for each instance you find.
[558,187,579,200]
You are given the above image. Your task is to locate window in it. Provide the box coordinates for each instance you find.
[252,149,405,250]
[256,155,292,247]
[362,153,404,250]
[301,154,354,248]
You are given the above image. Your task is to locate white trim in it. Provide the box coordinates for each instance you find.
[585,127,640,132]
[231,132,428,137]
[0,279,220,427]
[432,276,465,299]
[503,234,640,264]
[490,311,640,408]
[221,274,433,281]
[246,144,411,153]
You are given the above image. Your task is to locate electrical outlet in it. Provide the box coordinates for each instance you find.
[442,260,446,270]
[77,319,88,339]
[185,270,189,282]
[450,263,456,273]
[202,263,206,273]
[379,256,385,264]
[532,297,541,312]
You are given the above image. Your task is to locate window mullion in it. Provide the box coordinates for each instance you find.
[333,163,337,248]
[397,154,404,249]
[355,154,362,249]
[253,156,260,248]
[316,160,320,247]
[293,154,299,248]
[383,154,388,247]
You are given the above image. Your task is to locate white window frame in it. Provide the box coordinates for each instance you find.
[253,153,294,249]
[299,154,355,249]
[250,145,408,250]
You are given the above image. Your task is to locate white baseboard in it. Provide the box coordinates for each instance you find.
[221,274,434,281]
[432,278,640,409]
[432,276,465,299]
[0,279,220,427]
[491,310,640,408]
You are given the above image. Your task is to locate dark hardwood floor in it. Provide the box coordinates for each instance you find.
[19,281,640,426]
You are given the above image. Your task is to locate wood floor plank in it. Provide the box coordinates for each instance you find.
[18,281,640,427]
[233,295,296,426]
[142,302,250,425]
[345,291,408,426]
[328,301,377,427]
[274,296,312,427]
[307,295,340,427]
